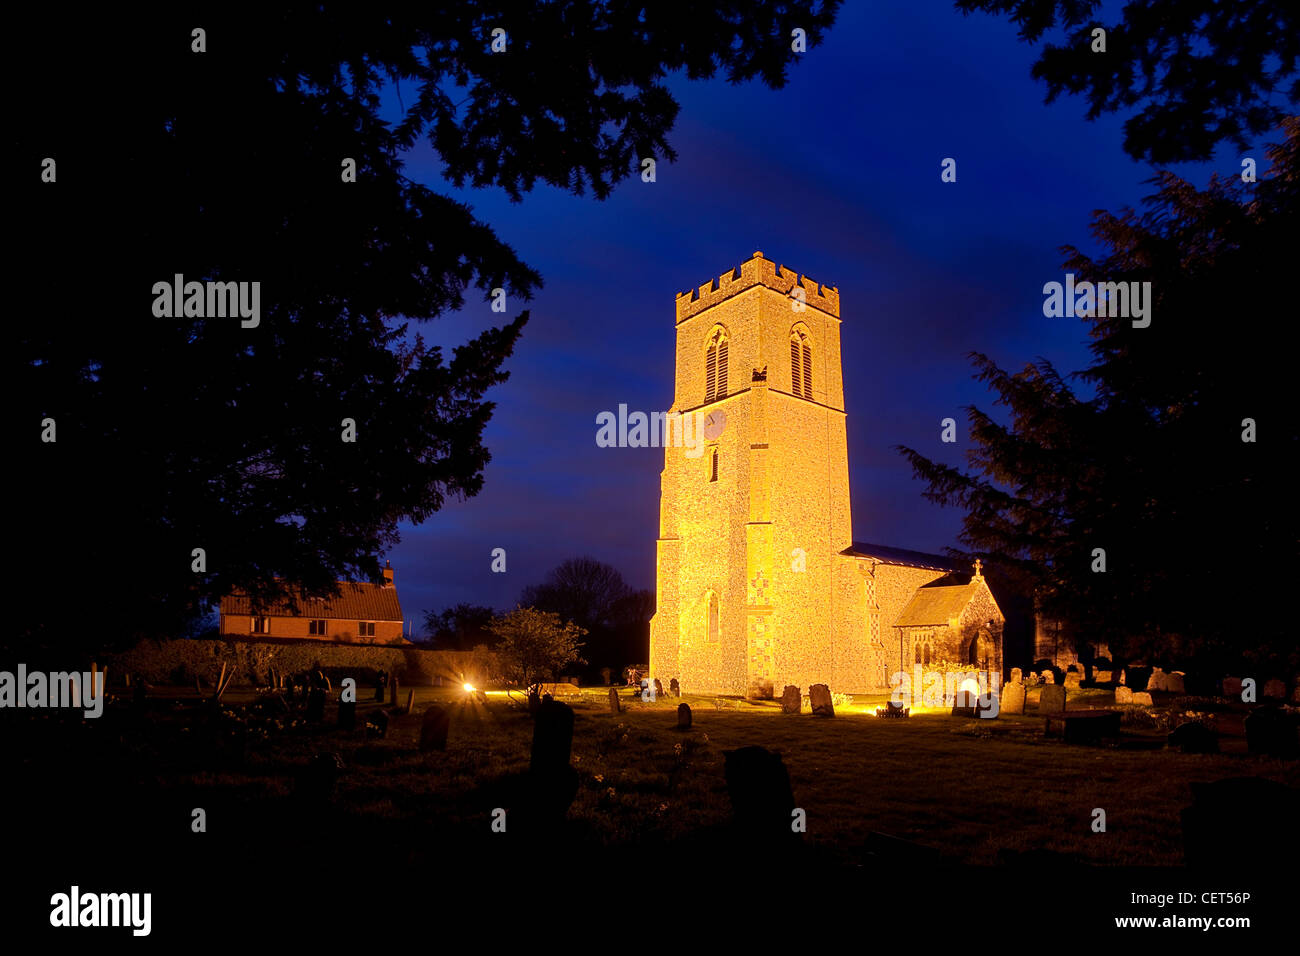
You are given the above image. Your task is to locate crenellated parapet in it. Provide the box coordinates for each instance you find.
[675,251,840,324]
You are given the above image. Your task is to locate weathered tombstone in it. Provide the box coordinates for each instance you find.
[1245,706,1299,758]
[669,678,681,698]
[1182,777,1300,867]
[608,687,621,714]
[405,688,415,714]
[305,687,326,723]
[1263,678,1288,701]
[374,670,386,701]
[296,752,344,803]
[1222,676,1242,697]
[527,688,541,714]
[1009,667,1022,684]
[654,678,665,700]
[1147,668,1167,692]
[1168,721,1218,754]
[1130,691,1154,706]
[1040,670,1055,684]
[531,698,574,774]
[809,683,834,717]
[337,698,356,730]
[1125,666,1152,693]
[676,703,692,730]
[780,685,801,714]
[1166,672,1186,694]
[1038,684,1066,714]
[1094,669,1113,683]
[1064,670,1082,689]
[1114,686,1133,704]
[723,746,798,843]
[388,675,400,708]
[419,705,450,752]
[1002,682,1026,715]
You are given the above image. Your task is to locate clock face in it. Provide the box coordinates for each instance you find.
[703,410,726,440]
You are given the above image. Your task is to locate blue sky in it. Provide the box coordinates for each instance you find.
[383,2,1243,630]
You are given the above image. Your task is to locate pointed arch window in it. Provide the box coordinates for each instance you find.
[705,327,729,401]
[790,328,812,399]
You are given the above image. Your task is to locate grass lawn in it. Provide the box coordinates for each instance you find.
[34,681,1290,869]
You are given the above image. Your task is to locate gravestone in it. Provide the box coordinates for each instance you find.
[388,675,400,708]
[608,687,621,714]
[419,705,450,752]
[1147,668,1167,692]
[337,698,356,730]
[365,710,388,738]
[1094,669,1113,683]
[1115,686,1133,704]
[1222,676,1243,697]
[677,703,692,730]
[306,687,326,723]
[1002,682,1026,715]
[1130,691,1154,706]
[1064,670,1082,688]
[374,671,387,701]
[1125,666,1152,693]
[809,683,834,717]
[1245,706,1299,758]
[669,678,681,698]
[780,685,801,714]
[1009,668,1022,684]
[1038,684,1066,714]
[1168,721,1218,754]
[1040,670,1055,684]
[723,746,798,843]
[654,678,665,700]
[1165,672,1186,694]
[1263,679,1288,701]
[531,699,574,774]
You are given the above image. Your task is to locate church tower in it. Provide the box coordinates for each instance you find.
[649,252,853,696]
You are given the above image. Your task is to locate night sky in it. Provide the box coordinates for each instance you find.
[385,3,1237,628]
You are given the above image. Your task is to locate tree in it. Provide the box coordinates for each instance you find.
[955,0,1300,163]
[489,607,587,690]
[423,604,498,651]
[14,3,841,651]
[899,119,1298,672]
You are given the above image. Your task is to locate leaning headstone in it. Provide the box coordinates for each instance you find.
[337,698,356,730]
[419,705,450,752]
[654,678,665,700]
[1222,676,1242,697]
[1002,682,1026,715]
[1168,721,1218,754]
[1130,691,1154,706]
[405,689,415,714]
[1115,686,1133,704]
[723,746,798,843]
[1263,679,1288,701]
[669,678,681,698]
[809,683,834,717]
[1245,706,1299,758]
[305,687,326,723]
[677,703,692,730]
[1009,667,1023,684]
[780,685,801,714]
[1038,684,1066,714]
[608,687,621,714]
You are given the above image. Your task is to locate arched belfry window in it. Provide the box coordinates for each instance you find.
[790,327,812,400]
[706,591,719,642]
[705,327,729,402]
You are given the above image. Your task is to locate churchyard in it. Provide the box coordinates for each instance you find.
[12,677,1296,869]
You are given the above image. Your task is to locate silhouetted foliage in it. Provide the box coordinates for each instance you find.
[423,603,498,651]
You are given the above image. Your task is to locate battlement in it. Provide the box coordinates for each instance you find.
[675,251,840,323]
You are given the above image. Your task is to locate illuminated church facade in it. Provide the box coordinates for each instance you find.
[649,253,1004,696]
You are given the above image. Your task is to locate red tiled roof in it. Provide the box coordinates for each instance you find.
[220,581,402,622]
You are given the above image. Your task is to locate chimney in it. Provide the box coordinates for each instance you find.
[382,561,394,587]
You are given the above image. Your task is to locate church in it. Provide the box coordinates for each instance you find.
[649,253,1004,696]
